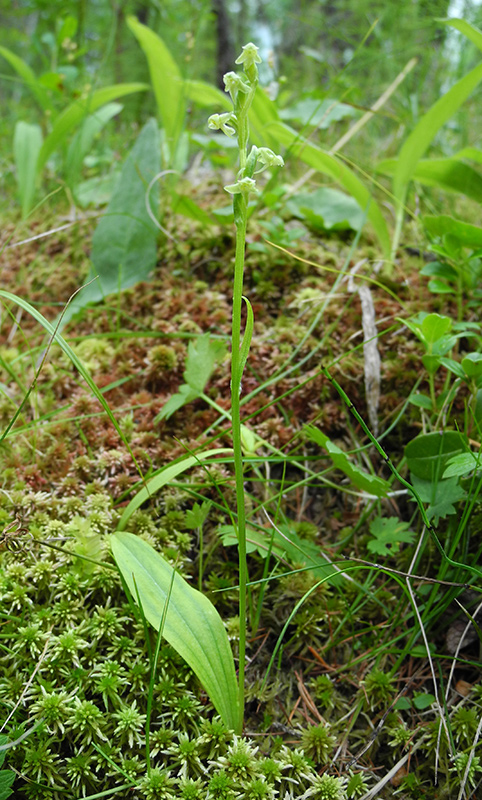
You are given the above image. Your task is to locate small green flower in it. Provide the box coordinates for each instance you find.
[224,176,258,196]
[223,71,250,101]
[255,147,284,170]
[235,42,262,68]
[208,112,237,137]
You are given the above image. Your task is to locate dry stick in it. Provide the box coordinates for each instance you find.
[286,57,418,199]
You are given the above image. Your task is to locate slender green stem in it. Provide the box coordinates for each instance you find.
[231,199,248,734]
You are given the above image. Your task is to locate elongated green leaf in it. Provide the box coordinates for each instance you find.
[13,121,43,218]
[441,17,482,52]
[267,121,391,257]
[305,425,390,496]
[393,61,482,201]
[118,448,233,530]
[183,79,230,110]
[111,532,239,731]
[66,102,122,190]
[249,86,280,150]
[0,46,51,111]
[65,118,160,319]
[455,146,482,165]
[127,16,185,163]
[37,83,148,172]
[423,214,482,248]
[378,157,482,204]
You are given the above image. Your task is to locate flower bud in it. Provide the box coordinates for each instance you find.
[207,112,237,137]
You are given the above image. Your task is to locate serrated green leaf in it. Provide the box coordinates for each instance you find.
[443,452,481,479]
[111,532,239,731]
[411,474,466,523]
[157,384,199,421]
[305,425,389,496]
[367,517,415,557]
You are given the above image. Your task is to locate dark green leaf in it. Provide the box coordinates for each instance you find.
[405,432,466,481]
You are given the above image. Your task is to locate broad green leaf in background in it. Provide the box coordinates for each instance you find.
[156,334,227,421]
[248,86,281,151]
[377,157,482,204]
[0,46,51,111]
[405,431,466,481]
[36,82,148,174]
[392,60,482,204]
[368,517,415,556]
[13,121,43,218]
[111,532,240,732]
[183,79,231,110]
[279,97,358,128]
[440,17,482,53]
[127,15,185,165]
[423,215,482,249]
[305,425,390,496]
[65,102,123,192]
[287,186,365,232]
[64,118,160,321]
[117,448,233,530]
[267,121,391,257]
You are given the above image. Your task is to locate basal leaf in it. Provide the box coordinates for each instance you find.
[287,187,364,232]
[378,157,482,203]
[423,215,482,249]
[392,61,482,202]
[305,425,389,496]
[127,16,185,164]
[443,452,480,479]
[13,121,43,218]
[65,118,160,320]
[0,46,51,111]
[37,83,148,173]
[111,532,239,731]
